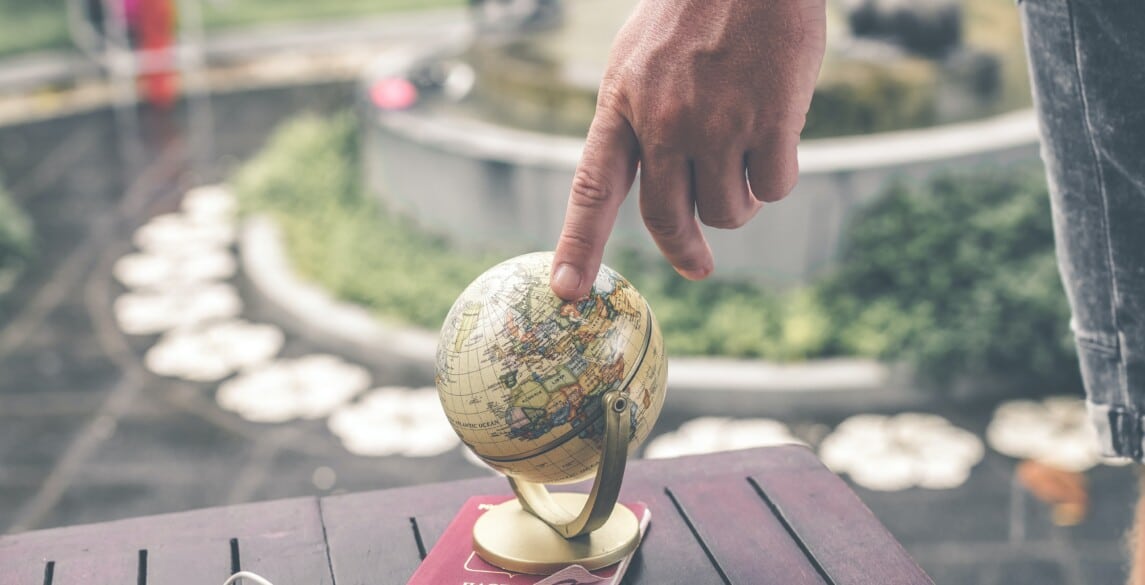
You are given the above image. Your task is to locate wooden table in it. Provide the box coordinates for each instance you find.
[0,445,932,584]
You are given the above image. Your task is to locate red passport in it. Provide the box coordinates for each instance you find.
[407,495,651,585]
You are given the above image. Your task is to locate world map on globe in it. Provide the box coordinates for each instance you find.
[436,252,668,485]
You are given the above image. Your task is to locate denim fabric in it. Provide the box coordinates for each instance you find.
[1021,0,1145,460]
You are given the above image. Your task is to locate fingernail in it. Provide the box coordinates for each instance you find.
[677,264,713,281]
[552,263,582,296]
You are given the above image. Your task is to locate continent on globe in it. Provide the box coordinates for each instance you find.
[436,252,668,485]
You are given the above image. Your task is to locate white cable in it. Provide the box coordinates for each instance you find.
[222,571,277,585]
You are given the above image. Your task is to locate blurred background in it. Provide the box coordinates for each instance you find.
[0,0,1134,583]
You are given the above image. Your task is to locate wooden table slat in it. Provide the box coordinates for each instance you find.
[0,497,322,560]
[145,541,234,585]
[47,551,138,585]
[230,499,332,585]
[614,481,725,584]
[0,498,333,585]
[0,560,51,585]
[413,504,469,554]
[667,476,829,585]
[751,469,933,585]
[322,479,489,584]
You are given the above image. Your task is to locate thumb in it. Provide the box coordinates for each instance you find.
[551,106,639,300]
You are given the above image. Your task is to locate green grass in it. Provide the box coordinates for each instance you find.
[0,0,462,58]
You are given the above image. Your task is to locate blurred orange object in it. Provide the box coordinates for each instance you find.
[1016,459,1089,526]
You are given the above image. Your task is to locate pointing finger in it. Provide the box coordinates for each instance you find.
[551,107,639,300]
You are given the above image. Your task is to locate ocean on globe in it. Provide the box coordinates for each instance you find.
[435,252,668,485]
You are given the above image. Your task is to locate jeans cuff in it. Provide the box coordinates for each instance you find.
[1087,401,1145,463]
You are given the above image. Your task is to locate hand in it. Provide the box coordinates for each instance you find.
[550,0,827,300]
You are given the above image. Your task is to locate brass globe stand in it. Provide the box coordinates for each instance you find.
[472,391,641,575]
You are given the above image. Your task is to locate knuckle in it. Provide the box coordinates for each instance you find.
[702,110,748,142]
[753,178,797,203]
[569,168,614,207]
[595,85,630,119]
[751,157,800,203]
[642,213,688,241]
[651,104,684,129]
[751,115,808,144]
[643,102,689,138]
[556,229,597,255]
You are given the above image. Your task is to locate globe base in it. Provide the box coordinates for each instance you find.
[472,492,641,575]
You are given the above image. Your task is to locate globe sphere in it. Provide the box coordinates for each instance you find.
[435,252,668,485]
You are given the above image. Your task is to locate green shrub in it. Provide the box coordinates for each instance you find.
[815,166,1076,390]
[609,250,841,360]
[0,178,34,309]
[610,249,787,358]
[232,113,496,329]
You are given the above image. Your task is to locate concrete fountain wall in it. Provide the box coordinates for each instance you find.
[360,45,1041,287]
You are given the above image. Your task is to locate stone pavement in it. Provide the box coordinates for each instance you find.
[0,23,1139,585]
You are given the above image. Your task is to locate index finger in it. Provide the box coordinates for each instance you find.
[551,107,639,300]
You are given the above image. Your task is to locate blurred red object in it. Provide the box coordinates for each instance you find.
[138,0,177,109]
[370,77,419,111]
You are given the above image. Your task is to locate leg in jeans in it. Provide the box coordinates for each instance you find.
[1020,0,1145,580]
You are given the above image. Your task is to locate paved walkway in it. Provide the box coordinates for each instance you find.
[0,17,1138,585]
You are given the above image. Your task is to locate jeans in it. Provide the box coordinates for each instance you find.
[1021,0,1145,460]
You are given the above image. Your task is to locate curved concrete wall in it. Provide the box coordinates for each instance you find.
[360,49,1041,286]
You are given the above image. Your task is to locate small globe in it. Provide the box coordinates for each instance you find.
[435,252,668,485]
